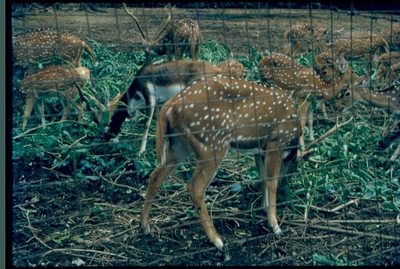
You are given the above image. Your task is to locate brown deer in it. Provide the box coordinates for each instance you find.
[373,52,400,85]
[282,23,328,57]
[216,59,245,79]
[104,60,244,154]
[380,25,400,49]
[258,52,359,146]
[311,31,389,75]
[13,65,90,130]
[123,3,202,61]
[335,76,400,158]
[139,75,315,250]
[13,29,98,72]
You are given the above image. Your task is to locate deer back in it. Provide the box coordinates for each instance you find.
[216,59,244,79]
[158,76,301,162]
[13,29,97,69]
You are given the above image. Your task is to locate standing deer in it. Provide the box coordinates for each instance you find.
[282,23,328,57]
[13,65,90,130]
[140,75,314,250]
[123,3,202,61]
[311,31,389,75]
[13,28,98,72]
[258,53,359,146]
[104,60,244,154]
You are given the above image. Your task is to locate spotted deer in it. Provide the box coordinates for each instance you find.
[258,53,359,146]
[123,3,202,61]
[373,52,400,85]
[140,75,315,250]
[104,60,244,154]
[13,29,98,72]
[335,76,400,157]
[13,65,90,130]
[380,25,400,49]
[282,23,328,57]
[216,59,245,79]
[311,31,389,75]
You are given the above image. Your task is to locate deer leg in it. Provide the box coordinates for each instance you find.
[36,99,47,129]
[74,100,85,123]
[298,101,310,146]
[22,98,35,131]
[186,150,227,250]
[139,106,156,154]
[320,103,328,118]
[307,105,315,141]
[262,141,283,235]
[140,138,191,234]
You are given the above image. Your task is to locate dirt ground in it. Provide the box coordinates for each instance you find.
[10,3,400,267]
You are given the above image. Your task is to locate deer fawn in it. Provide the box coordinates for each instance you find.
[13,29,98,72]
[13,65,90,130]
[104,60,244,154]
[123,3,202,61]
[140,75,314,250]
[258,52,358,146]
[282,23,328,57]
[311,31,389,75]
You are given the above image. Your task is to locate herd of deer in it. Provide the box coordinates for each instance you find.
[12,4,400,251]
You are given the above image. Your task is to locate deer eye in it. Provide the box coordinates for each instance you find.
[345,92,351,97]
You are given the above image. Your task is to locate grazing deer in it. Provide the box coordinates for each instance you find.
[311,31,389,75]
[104,60,244,154]
[123,3,202,61]
[380,25,400,49]
[282,23,328,57]
[258,53,358,146]
[335,76,400,157]
[140,75,315,250]
[335,76,399,119]
[373,52,400,85]
[13,65,90,130]
[13,29,98,72]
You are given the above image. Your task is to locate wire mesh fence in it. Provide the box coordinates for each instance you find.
[10,2,400,266]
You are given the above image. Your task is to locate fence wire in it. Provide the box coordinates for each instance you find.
[10,2,400,266]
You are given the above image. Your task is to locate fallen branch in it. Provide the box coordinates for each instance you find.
[284,221,399,241]
[303,116,354,152]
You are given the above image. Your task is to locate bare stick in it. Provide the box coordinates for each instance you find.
[303,116,354,152]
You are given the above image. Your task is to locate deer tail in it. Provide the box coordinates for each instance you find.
[84,42,98,66]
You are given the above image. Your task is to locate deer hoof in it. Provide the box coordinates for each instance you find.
[143,225,151,235]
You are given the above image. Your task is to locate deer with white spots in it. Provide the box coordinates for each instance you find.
[311,31,389,75]
[103,60,245,154]
[13,29,98,72]
[123,3,202,61]
[335,76,400,159]
[282,23,328,57]
[140,75,313,250]
[13,65,90,130]
[258,52,359,146]
[380,25,400,50]
[373,52,400,85]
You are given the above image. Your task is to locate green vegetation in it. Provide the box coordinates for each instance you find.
[12,37,400,223]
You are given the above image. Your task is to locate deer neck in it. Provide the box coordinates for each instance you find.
[357,88,398,110]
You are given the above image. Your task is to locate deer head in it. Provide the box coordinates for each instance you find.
[282,23,328,57]
[258,52,357,146]
[139,75,314,250]
[12,29,98,73]
[13,65,90,130]
[123,3,202,62]
[103,60,244,154]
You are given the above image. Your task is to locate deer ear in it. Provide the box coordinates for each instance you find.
[336,56,347,73]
